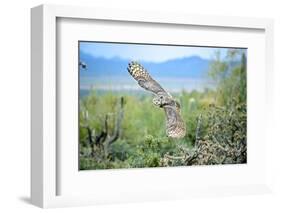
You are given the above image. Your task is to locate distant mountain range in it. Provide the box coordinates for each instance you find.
[79,51,210,79]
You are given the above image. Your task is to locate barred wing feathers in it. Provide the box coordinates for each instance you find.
[127,61,186,139]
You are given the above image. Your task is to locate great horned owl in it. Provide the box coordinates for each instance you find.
[127,61,186,139]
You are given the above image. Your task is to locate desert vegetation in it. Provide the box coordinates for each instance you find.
[79,49,247,170]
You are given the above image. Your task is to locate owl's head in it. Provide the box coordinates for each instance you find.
[152,95,178,109]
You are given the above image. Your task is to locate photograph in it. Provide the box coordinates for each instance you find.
[78,41,247,170]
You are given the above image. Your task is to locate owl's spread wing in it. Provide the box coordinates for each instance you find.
[163,104,186,138]
[127,61,186,139]
[127,61,168,96]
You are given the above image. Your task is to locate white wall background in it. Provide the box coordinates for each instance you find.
[0,0,280,212]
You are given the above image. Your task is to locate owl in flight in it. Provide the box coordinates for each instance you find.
[127,61,186,139]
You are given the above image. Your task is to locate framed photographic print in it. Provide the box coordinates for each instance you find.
[31,4,274,208]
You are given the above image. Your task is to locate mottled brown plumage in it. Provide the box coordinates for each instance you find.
[127,61,186,138]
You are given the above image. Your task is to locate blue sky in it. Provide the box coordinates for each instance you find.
[80,42,229,63]
[79,42,247,93]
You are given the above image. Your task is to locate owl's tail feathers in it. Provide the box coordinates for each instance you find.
[167,123,186,139]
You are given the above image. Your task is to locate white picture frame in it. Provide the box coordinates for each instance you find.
[31,4,274,208]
